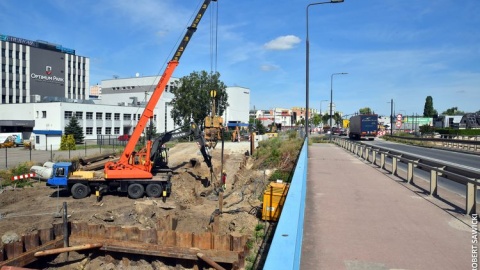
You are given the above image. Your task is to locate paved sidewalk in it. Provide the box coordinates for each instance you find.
[301,143,473,270]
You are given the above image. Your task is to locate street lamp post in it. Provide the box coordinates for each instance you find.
[329,72,348,141]
[320,99,328,130]
[387,99,394,136]
[306,0,344,138]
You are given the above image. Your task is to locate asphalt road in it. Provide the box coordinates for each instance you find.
[361,138,480,199]
[365,138,480,172]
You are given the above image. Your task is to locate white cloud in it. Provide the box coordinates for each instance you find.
[264,35,301,50]
[260,64,279,71]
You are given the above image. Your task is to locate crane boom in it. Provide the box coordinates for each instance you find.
[105,0,216,180]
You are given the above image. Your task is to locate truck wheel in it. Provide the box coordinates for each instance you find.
[146,184,163,198]
[128,183,145,199]
[71,183,89,199]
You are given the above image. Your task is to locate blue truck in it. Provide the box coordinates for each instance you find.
[348,114,378,140]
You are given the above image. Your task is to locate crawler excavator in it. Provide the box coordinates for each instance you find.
[45,0,217,200]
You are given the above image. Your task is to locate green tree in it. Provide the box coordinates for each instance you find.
[64,116,84,143]
[359,107,372,114]
[441,107,465,115]
[60,134,76,150]
[170,71,228,128]
[312,113,321,127]
[146,121,157,139]
[423,96,438,117]
[322,112,342,126]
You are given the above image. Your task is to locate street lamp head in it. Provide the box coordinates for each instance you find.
[331,0,345,2]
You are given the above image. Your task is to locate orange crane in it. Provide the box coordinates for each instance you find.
[105,0,217,180]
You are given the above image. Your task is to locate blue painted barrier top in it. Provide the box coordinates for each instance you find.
[263,138,308,269]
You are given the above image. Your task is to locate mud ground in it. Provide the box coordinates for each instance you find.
[0,141,270,269]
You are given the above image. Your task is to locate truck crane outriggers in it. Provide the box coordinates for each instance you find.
[104,0,216,180]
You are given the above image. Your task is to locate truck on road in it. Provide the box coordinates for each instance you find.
[348,114,378,140]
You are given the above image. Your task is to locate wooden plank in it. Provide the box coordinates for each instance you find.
[70,238,240,263]
[139,228,157,244]
[193,232,212,250]
[22,233,39,252]
[157,230,176,246]
[4,242,23,260]
[213,234,230,251]
[88,224,106,239]
[123,227,140,242]
[0,238,63,268]
[38,228,53,245]
[176,232,193,248]
[52,223,64,239]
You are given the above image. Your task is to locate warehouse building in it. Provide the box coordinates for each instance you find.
[0,34,250,150]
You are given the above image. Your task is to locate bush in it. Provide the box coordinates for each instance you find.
[60,134,76,150]
[0,161,36,188]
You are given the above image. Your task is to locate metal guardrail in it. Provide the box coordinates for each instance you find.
[335,138,480,215]
[388,135,480,153]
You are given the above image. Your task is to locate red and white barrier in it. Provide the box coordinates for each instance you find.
[11,173,37,181]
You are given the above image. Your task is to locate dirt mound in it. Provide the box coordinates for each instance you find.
[0,141,266,241]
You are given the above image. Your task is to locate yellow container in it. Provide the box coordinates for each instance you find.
[72,171,95,179]
[262,182,289,221]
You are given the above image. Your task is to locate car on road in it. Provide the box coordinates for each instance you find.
[339,129,348,136]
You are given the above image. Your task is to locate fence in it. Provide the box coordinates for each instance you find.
[335,137,480,215]
[1,139,122,169]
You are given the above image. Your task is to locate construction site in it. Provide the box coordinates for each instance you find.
[0,1,304,268]
[0,138,293,269]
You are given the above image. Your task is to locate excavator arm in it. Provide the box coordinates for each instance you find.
[150,123,213,173]
[104,0,216,180]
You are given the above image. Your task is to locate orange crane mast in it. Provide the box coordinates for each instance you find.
[105,0,217,180]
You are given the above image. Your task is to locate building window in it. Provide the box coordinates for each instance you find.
[133,114,136,120]
[153,114,157,121]
[9,65,13,73]
[22,67,26,75]
[1,64,5,72]
[22,52,26,60]
[123,114,131,120]
[96,112,103,120]
[75,111,83,119]
[105,127,111,134]
[114,113,120,120]
[42,111,47,118]
[114,127,120,135]
[64,111,72,119]
[86,127,93,135]
[96,127,102,134]
[106,113,112,120]
[86,112,93,119]
[1,49,4,57]
[16,51,19,59]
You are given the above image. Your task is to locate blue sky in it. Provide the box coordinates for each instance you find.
[1,0,479,116]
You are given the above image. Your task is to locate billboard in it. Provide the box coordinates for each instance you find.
[29,47,66,97]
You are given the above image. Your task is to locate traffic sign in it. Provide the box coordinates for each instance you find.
[396,114,403,121]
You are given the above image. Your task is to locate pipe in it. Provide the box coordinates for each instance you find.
[196,252,226,270]
[34,243,102,257]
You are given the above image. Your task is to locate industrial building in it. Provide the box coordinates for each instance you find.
[0,34,250,150]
